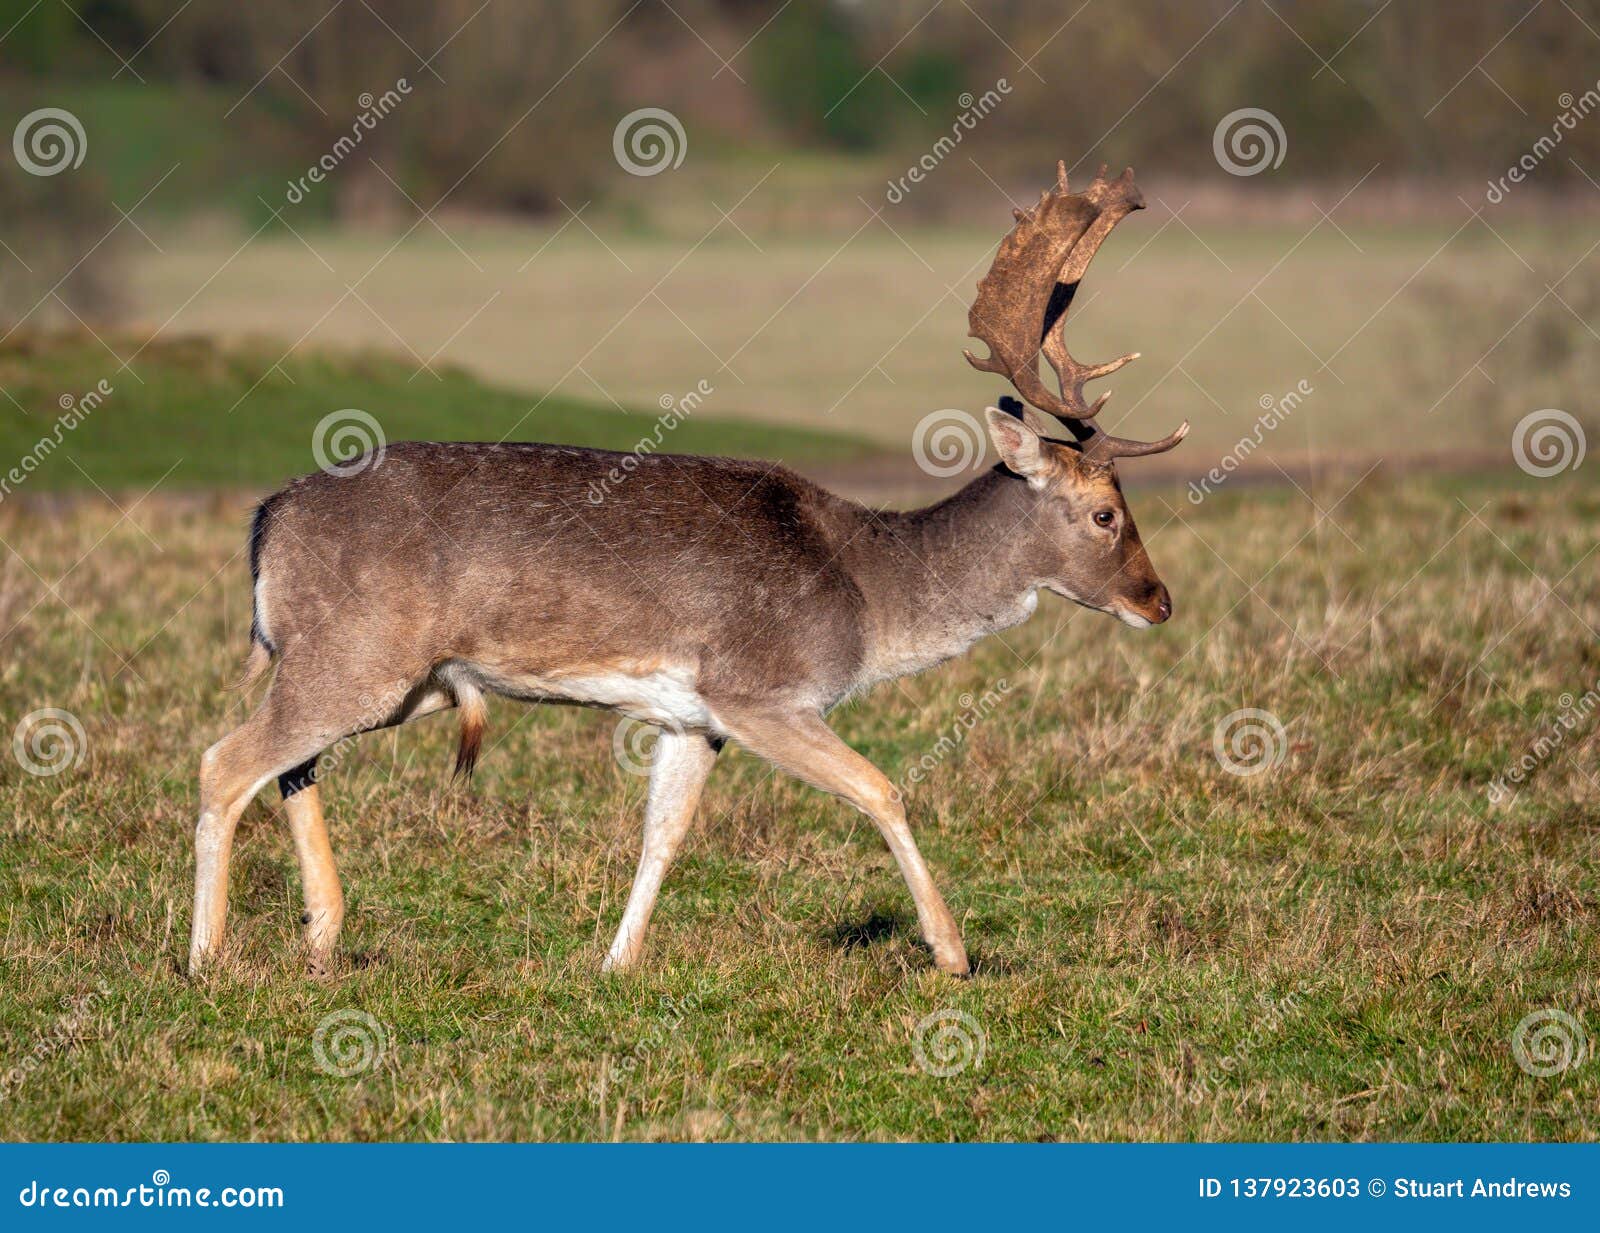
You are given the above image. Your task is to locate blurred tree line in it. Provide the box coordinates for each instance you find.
[4,0,1598,325]
[10,0,1600,203]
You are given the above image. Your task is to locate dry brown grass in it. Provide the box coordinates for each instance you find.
[126,216,1598,470]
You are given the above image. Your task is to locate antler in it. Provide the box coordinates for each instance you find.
[965,161,1187,462]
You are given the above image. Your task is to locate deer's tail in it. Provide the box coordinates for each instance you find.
[452,677,487,781]
[230,494,284,692]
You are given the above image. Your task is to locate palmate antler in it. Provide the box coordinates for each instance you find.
[965,161,1188,462]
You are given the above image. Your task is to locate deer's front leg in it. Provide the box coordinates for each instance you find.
[602,729,721,973]
[716,706,970,976]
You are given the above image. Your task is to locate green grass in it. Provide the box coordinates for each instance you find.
[1,463,1597,1141]
[0,334,878,494]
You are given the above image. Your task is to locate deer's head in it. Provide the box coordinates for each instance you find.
[983,405,1171,626]
[965,162,1187,628]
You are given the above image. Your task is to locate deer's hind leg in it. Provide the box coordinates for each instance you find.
[189,662,432,975]
[274,682,454,973]
[278,761,342,973]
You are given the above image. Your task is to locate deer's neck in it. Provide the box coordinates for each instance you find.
[844,469,1039,689]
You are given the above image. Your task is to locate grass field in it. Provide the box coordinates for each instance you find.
[3,205,1597,1142]
[2,459,1597,1141]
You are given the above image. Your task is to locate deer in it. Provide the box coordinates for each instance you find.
[189,163,1186,979]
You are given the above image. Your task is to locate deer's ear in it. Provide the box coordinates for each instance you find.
[984,406,1048,483]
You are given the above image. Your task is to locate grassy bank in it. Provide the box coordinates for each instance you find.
[0,334,877,496]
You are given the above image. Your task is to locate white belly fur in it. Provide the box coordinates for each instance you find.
[470,662,713,730]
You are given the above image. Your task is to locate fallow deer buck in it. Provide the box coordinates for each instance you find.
[190,162,1186,978]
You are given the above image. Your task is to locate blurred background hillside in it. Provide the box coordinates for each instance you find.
[2,0,1597,486]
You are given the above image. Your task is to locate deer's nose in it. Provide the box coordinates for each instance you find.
[1154,585,1172,623]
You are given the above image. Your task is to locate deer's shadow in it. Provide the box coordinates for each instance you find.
[827,909,1011,976]
[829,911,907,952]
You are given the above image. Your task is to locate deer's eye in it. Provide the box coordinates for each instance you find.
[1093,509,1116,529]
